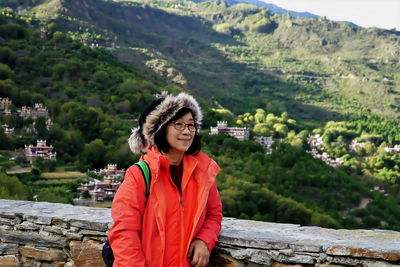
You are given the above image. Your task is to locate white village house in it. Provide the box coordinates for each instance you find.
[210,121,250,141]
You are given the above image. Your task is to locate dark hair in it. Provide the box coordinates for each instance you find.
[154,107,201,155]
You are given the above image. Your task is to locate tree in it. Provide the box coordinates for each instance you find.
[81,139,107,169]
[0,173,30,200]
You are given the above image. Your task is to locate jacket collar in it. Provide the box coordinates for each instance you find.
[141,146,198,184]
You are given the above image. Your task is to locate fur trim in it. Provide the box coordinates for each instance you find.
[142,93,203,142]
[126,92,202,154]
[128,127,148,154]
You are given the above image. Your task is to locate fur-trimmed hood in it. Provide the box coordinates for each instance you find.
[128,93,203,154]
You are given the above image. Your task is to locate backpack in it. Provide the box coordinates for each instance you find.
[102,161,151,267]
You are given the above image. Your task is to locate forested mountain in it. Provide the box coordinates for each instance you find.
[0,1,400,231]
[2,0,399,126]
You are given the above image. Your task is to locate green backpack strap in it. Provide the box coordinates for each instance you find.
[134,161,151,198]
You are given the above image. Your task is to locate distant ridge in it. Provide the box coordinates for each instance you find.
[190,0,319,18]
[233,0,319,18]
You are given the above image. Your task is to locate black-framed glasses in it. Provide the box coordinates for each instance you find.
[172,121,197,132]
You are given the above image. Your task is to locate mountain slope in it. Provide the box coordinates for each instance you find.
[2,0,400,125]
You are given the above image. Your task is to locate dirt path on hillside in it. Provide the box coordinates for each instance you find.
[341,198,371,216]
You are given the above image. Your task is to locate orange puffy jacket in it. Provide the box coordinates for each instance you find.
[108,146,223,266]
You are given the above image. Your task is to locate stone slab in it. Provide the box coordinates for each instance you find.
[0,255,20,266]
[19,246,67,261]
[0,244,18,255]
[0,231,67,248]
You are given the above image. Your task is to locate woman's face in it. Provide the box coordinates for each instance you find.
[166,112,195,154]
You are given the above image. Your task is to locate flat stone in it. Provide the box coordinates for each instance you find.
[0,230,67,248]
[24,215,52,225]
[271,263,304,267]
[0,213,23,223]
[69,240,104,267]
[220,236,289,250]
[275,253,316,264]
[326,255,395,267]
[0,218,16,226]
[83,235,107,242]
[0,255,20,266]
[0,212,19,219]
[19,246,67,261]
[80,230,108,236]
[290,242,322,253]
[0,225,14,231]
[327,245,400,261]
[0,244,18,255]
[16,222,41,231]
[69,220,108,232]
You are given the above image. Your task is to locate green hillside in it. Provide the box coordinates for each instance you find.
[3,0,399,126]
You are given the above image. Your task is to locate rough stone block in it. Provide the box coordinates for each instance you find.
[69,227,80,232]
[209,252,253,266]
[0,218,16,226]
[327,245,400,262]
[83,235,107,242]
[43,226,63,235]
[19,245,68,261]
[0,255,20,266]
[0,230,67,248]
[24,215,52,225]
[41,263,67,267]
[69,240,105,267]
[0,244,18,255]
[51,218,69,228]
[65,232,83,240]
[16,222,41,231]
[326,255,395,266]
[271,263,304,267]
[64,261,75,267]
[39,230,62,239]
[0,212,21,220]
[19,256,40,267]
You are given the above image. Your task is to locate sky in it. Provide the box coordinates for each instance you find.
[263,0,400,30]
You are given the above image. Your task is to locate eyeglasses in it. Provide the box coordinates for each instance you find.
[172,121,197,132]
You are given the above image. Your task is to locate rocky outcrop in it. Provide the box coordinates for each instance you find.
[0,199,399,267]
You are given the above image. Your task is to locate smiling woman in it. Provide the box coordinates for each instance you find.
[108,93,223,267]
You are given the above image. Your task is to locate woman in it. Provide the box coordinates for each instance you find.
[108,93,223,267]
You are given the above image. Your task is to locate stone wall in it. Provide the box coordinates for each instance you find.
[0,200,399,267]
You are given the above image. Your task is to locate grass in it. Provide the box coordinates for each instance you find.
[40,171,86,179]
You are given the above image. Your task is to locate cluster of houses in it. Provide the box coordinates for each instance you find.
[307,134,344,168]
[1,98,50,118]
[0,97,56,162]
[78,164,126,201]
[0,98,52,138]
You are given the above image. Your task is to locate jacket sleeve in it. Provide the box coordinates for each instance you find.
[108,165,147,267]
[195,181,223,251]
